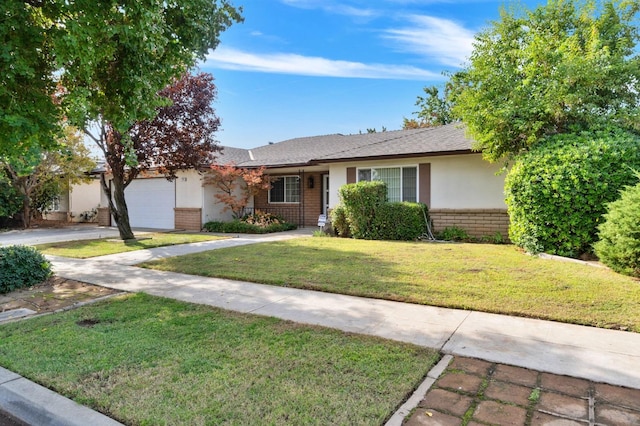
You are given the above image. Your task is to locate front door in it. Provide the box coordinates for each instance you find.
[322,174,330,215]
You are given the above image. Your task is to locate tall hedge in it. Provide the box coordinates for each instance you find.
[505,128,640,257]
[338,181,387,239]
[594,176,640,277]
[371,202,428,241]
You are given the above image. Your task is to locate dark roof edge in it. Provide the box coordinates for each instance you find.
[309,149,477,165]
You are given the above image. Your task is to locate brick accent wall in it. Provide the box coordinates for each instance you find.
[175,208,202,231]
[254,172,326,227]
[429,209,510,239]
[97,207,111,226]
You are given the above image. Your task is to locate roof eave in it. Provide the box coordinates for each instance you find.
[313,149,477,165]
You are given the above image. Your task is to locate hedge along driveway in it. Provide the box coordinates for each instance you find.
[140,238,640,332]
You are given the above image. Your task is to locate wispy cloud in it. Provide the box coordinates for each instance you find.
[280,0,378,19]
[382,15,476,67]
[204,46,441,80]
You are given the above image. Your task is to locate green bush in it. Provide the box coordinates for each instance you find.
[339,181,387,239]
[329,205,350,238]
[505,127,640,257]
[203,220,297,234]
[437,226,470,242]
[0,245,52,293]
[594,176,640,277]
[371,202,427,241]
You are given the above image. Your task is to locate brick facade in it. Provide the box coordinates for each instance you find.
[174,208,202,231]
[429,209,510,239]
[254,172,326,227]
[97,207,111,226]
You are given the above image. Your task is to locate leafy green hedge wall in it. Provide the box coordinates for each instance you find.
[335,181,428,241]
[594,176,640,277]
[505,128,640,257]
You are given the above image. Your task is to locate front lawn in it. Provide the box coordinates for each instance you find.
[141,238,640,332]
[36,232,226,258]
[0,293,437,425]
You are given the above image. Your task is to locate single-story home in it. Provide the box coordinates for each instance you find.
[43,178,102,223]
[96,123,509,238]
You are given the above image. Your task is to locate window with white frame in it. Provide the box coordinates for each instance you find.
[49,196,61,212]
[358,166,417,202]
[269,176,300,203]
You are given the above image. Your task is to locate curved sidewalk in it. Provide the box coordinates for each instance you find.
[47,234,640,390]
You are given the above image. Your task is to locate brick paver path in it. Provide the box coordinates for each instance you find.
[406,356,640,425]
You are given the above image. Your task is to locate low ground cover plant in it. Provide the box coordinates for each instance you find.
[0,293,438,425]
[142,238,640,332]
[203,211,297,234]
[0,245,51,293]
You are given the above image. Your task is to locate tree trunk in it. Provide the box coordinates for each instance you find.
[21,193,31,229]
[100,173,135,240]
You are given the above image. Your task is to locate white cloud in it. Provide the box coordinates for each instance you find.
[204,46,441,80]
[280,0,378,19]
[382,15,476,67]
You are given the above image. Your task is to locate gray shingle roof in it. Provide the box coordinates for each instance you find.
[216,123,474,168]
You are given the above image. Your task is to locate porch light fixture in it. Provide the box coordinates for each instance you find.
[308,175,314,189]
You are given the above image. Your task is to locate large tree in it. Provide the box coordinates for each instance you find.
[452,0,640,162]
[2,126,96,228]
[89,72,222,240]
[53,0,242,240]
[1,1,60,159]
[403,84,455,129]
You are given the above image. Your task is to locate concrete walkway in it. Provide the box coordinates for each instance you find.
[2,230,640,425]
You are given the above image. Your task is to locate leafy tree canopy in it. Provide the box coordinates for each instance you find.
[452,0,640,162]
[403,84,455,129]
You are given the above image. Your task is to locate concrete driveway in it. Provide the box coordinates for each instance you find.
[0,225,122,247]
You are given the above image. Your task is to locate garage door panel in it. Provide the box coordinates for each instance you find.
[123,179,175,229]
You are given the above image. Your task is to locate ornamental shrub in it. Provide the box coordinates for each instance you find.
[593,176,640,277]
[339,181,387,239]
[329,205,350,238]
[203,220,296,234]
[371,202,428,241]
[0,245,52,293]
[505,128,640,257]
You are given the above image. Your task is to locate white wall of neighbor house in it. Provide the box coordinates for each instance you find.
[326,153,506,209]
[69,179,101,221]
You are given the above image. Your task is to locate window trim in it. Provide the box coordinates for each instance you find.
[356,165,419,203]
[268,175,301,204]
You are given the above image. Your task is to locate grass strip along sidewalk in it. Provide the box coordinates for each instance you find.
[36,232,226,258]
[140,238,640,333]
[0,293,438,425]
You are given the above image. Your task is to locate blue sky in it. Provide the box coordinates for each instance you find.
[199,0,543,149]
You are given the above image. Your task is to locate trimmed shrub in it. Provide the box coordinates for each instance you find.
[0,245,52,293]
[330,205,351,238]
[594,176,640,277]
[371,202,428,241]
[505,128,640,257]
[339,181,387,239]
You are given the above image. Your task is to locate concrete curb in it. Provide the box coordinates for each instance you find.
[0,368,121,426]
[385,354,453,425]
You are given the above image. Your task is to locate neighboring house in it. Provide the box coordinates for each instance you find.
[43,178,102,223]
[96,123,509,238]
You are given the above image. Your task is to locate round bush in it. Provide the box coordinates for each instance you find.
[371,202,428,241]
[594,176,640,277]
[505,127,640,257]
[0,245,52,293]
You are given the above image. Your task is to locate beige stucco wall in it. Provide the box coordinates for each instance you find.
[175,170,204,209]
[69,179,101,221]
[325,153,506,209]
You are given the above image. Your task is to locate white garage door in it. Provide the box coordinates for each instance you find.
[124,178,175,229]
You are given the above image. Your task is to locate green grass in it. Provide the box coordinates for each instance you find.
[36,233,226,258]
[0,293,437,425]
[141,238,640,332]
